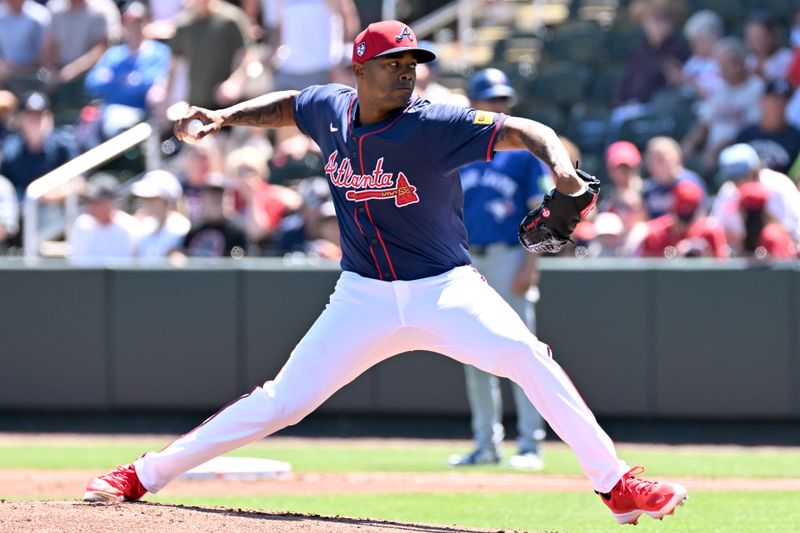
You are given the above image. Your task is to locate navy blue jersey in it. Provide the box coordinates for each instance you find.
[294,84,507,281]
[460,151,551,246]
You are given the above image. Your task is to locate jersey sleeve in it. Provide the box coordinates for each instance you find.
[293,85,323,139]
[422,104,507,176]
[293,84,345,143]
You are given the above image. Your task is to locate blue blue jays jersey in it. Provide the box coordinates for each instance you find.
[460,152,552,246]
[294,83,507,281]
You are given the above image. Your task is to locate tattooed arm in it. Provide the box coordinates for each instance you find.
[174,90,300,142]
[494,116,583,195]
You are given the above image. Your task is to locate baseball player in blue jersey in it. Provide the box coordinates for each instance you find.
[448,69,550,470]
[85,20,688,525]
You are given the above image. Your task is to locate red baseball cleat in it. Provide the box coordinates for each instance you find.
[84,464,148,503]
[597,465,688,525]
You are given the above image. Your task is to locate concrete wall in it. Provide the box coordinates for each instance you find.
[1,258,798,419]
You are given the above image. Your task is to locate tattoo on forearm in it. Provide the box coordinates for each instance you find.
[504,118,574,176]
[223,91,298,128]
[229,101,286,127]
[501,124,550,164]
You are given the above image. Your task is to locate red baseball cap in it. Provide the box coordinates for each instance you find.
[352,20,436,64]
[606,141,641,169]
[673,180,703,215]
[738,181,769,212]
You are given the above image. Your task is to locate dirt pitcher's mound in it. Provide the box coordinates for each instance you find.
[0,500,528,533]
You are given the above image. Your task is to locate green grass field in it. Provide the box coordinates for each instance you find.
[3,439,800,533]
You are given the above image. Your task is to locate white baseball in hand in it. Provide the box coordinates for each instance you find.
[184,119,204,144]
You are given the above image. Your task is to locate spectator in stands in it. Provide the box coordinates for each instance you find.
[0,173,19,253]
[268,130,324,186]
[413,42,468,106]
[259,0,360,91]
[786,4,800,88]
[735,79,800,175]
[144,0,186,40]
[592,211,625,257]
[664,9,723,101]
[0,0,51,96]
[48,0,122,43]
[642,136,706,220]
[226,145,301,252]
[132,169,190,259]
[681,38,764,176]
[599,140,643,214]
[616,188,649,256]
[736,181,796,259]
[0,91,79,200]
[711,143,800,249]
[745,12,792,83]
[176,136,224,224]
[167,0,252,110]
[0,90,18,142]
[272,176,330,257]
[178,173,247,258]
[67,173,139,262]
[612,0,689,115]
[85,2,170,116]
[640,179,727,258]
[44,0,116,124]
[287,199,342,261]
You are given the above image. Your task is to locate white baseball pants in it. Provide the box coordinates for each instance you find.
[467,244,544,455]
[135,266,628,493]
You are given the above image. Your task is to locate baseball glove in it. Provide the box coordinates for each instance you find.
[518,168,600,254]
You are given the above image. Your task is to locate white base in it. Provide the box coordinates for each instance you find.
[178,456,292,481]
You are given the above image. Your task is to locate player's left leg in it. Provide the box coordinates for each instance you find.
[403,266,686,522]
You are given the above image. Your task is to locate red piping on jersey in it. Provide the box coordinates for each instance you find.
[364,201,398,279]
[353,203,383,280]
[354,99,414,281]
[345,95,383,279]
[485,114,507,162]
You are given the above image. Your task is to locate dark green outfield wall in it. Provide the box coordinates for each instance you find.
[1,258,797,419]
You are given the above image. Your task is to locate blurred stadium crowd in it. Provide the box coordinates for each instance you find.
[0,0,799,261]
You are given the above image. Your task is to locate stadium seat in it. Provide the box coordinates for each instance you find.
[511,101,567,133]
[746,0,796,20]
[616,112,677,150]
[607,20,645,63]
[588,65,624,104]
[688,0,748,30]
[529,62,592,108]
[564,103,611,158]
[544,20,608,65]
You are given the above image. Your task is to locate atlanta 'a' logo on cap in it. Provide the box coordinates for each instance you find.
[356,42,366,57]
[395,26,413,42]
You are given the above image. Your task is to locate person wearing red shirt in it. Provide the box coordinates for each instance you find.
[226,145,301,251]
[640,179,728,257]
[738,181,797,259]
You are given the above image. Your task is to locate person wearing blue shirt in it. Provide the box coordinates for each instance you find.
[448,68,550,470]
[85,2,170,111]
[84,21,689,526]
[0,91,79,200]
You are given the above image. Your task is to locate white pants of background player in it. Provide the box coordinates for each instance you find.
[135,266,628,494]
[467,244,544,456]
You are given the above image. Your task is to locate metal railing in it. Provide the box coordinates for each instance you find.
[23,121,160,259]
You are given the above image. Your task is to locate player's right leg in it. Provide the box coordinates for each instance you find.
[84,272,404,502]
[404,266,687,523]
